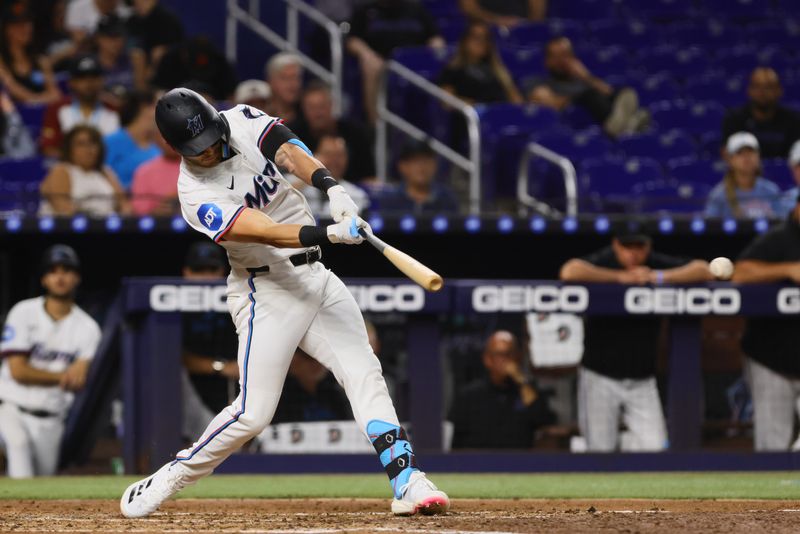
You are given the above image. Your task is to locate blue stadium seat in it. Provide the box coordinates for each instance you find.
[683,77,746,108]
[391,46,449,80]
[0,157,47,213]
[589,19,661,49]
[437,17,466,44]
[699,131,724,159]
[533,129,615,162]
[549,0,615,20]
[580,157,664,211]
[17,103,46,141]
[761,159,796,190]
[620,0,697,21]
[632,179,711,213]
[583,46,629,76]
[650,100,726,137]
[663,20,729,47]
[667,158,724,187]
[644,47,711,79]
[630,74,681,104]
[499,47,543,85]
[701,0,775,20]
[505,23,553,48]
[618,130,697,162]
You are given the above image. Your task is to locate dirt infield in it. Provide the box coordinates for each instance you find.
[2,498,800,533]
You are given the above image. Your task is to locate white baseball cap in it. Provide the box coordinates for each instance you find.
[234,79,271,104]
[726,131,759,154]
[789,139,800,166]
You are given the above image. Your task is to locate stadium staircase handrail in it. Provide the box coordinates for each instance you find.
[226,0,344,116]
[517,141,579,217]
[376,60,482,215]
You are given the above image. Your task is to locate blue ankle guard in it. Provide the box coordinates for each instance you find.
[367,420,419,498]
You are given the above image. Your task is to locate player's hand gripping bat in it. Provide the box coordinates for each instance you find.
[357,228,443,292]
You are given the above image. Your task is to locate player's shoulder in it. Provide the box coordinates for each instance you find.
[221,104,277,126]
[69,304,101,332]
[7,296,44,319]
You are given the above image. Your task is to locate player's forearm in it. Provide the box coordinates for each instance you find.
[732,260,797,283]
[7,357,63,386]
[225,208,305,247]
[559,259,620,282]
[660,260,713,284]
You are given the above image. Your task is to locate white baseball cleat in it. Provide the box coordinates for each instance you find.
[120,462,190,518]
[391,471,450,516]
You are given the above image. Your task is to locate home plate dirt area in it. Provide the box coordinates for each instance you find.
[2,498,800,533]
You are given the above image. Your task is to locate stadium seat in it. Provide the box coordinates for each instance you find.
[0,157,47,213]
[632,179,711,213]
[761,159,796,190]
[667,158,724,187]
[548,0,615,20]
[16,103,46,141]
[589,19,661,49]
[583,46,629,77]
[580,157,664,211]
[620,0,697,21]
[650,100,726,137]
[499,47,543,85]
[505,23,553,48]
[643,47,711,79]
[701,0,775,21]
[683,77,746,108]
[663,20,729,47]
[391,46,449,80]
[618,130,697,162]
[533,130,615,162]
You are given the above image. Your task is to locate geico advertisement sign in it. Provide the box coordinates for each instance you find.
[778,288,800,314]
[150,285,227,312]
[472,285,589,312]
[347,285,425,312]
[624,287,741,314]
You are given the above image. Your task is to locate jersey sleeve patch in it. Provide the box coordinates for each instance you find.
[198,203,224,231]
[2,325,14,343]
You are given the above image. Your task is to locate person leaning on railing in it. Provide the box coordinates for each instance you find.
[732,190,800,451]
[39,124,130,216]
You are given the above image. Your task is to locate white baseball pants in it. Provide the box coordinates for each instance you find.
[746,357,800,451]
[577,366,667,452]
[0,401,64,478]
[173,261,398,483]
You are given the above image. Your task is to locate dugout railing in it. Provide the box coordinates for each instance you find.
[112,277,800,474]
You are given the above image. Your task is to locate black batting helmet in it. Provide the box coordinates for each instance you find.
[41,244,80,273]
[155,88,229,157]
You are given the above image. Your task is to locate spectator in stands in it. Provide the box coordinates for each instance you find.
[288,81,376,182]
[379,140,459,214]
[346,0,445,124]
[264,52,303,124]
[272,349,352,423]
[450,331,553,449]
[525,36,648,138]
[233,79,271,112]
[152,37,237,101]
[295,135,370,217]
[180,242,238,438]
[104,90,159,189]
[127,0,183,91]
[439,21,523,106]
[459,0,547,27]
[37,0,76,69]
[65,0,130,45]
[722,68,800,160]
[93,15,134,98]
[40,125,129,216]
[0,89,36,158]
[560,229,711,452]
[130,131,180,215]
[732,191,800,451]
[781,140,800,216]
[39,55,120,158]
[705,132,783,219]
[0,245,100,478]
[0,3,62,105]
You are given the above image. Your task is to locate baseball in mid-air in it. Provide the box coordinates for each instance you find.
[709,257,734,280]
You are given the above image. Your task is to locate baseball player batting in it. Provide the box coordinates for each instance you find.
[120,88,449,518]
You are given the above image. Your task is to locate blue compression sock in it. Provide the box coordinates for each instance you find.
[367,420,419,499]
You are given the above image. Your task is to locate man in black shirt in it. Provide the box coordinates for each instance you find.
[180,242,239,439]
[450,331,553,449]
[721,67,800,159]
[733,192,800,450]
[560,231,711,451]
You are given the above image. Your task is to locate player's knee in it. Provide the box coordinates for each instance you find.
[237,409,274,435]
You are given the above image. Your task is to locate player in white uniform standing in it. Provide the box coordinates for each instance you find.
[120,88,449,518]
[0,245,100,478]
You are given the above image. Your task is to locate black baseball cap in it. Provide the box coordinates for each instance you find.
[185,242,226,271]
[96,15,126,37]
[42,244,80,273]
[614,219,651,246]
[70,55,104,78]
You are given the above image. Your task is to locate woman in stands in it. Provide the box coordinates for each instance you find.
[40,125,130,216]
[705,132,783,219]
[0,3,61,105]
[439,20,523,105]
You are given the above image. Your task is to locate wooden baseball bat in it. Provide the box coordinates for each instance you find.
[358,229,443,292]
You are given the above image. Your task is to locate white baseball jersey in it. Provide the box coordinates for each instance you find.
[0,297,101,415]
[178,105,316,272]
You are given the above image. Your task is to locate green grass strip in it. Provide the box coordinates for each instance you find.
[2,473,800,500]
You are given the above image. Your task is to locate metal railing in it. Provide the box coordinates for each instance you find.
[517,142,578,218]
[375,60,482,215]
[226,0,343,116]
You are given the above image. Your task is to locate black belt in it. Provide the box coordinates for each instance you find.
[247,246,321,274]
[0,399,60,419]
